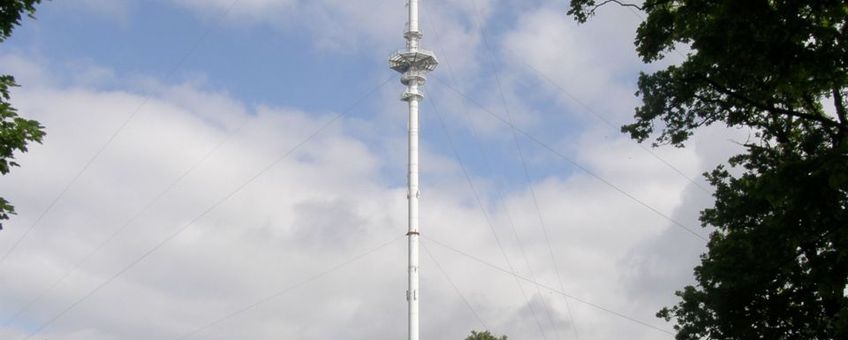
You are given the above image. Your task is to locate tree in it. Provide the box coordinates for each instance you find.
[0,0,45,230]
[567,0,848,339]
[465,330,507,340]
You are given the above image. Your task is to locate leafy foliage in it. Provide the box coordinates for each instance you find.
[0,0,45,229]
[0,0,40,42]
[465,330,508,340]
[568,0,848,339]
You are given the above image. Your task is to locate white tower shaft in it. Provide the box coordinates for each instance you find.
[389,1,437,340]
[407,93,421,340]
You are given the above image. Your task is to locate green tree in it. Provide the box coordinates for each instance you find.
[465,330,507,340]
[567,0,848,339]
[0,0,45,230]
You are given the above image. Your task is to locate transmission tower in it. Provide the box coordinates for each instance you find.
[389,1,438,339]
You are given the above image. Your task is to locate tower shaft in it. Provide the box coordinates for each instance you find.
[389,1,437,340]
[407,91,421,340]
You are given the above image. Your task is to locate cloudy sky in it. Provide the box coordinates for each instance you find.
[0,1,747,339]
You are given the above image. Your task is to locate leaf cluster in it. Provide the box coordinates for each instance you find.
[0,76,44,174]
[659,142,848,339]
[626,0,847,148]
[568,0,848,338]
[465,330,508,340]
[0,0,41,42]
[0,76,44,228]
[0,0,45,229]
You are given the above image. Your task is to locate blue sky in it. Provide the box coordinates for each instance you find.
[6,1,377,112]
[0,1,745,339]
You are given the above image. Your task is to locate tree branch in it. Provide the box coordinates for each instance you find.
[833,88,848,149]
[696,75,842,130]
[591,0,643,13]
[833,88,847,126]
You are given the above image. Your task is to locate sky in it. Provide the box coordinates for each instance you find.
[0,1,748,339]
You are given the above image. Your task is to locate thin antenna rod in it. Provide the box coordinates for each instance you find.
[389,1,438,339]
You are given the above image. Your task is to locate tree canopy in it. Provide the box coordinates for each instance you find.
[0,0,45,229]
[465,330,508,340]
[568,0,848,339]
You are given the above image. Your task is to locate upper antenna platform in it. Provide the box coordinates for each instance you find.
[389,49,439,74]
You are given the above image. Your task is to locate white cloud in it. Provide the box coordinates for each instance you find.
[503,5,645,124]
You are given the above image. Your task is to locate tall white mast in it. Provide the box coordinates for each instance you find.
[389,1,438,340]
